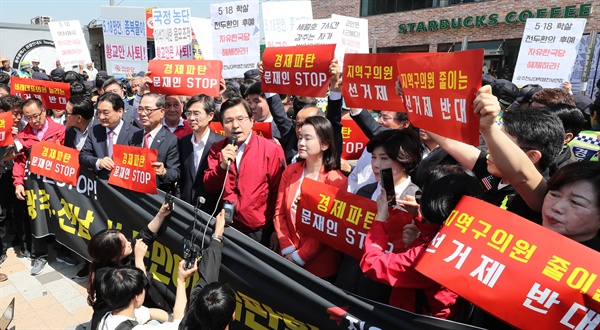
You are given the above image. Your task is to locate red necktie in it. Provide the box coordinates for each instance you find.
[143,132,151,148]
[107,130,114,157]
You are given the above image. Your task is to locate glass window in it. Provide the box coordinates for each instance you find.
[377,45,430,53]
[361,0,486,16]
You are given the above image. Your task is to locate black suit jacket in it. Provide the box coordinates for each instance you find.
[132,126,180,190]
[64,119,99,150]
[352,109,388,139]
[79,121,140,178]
[178,130,225,212]
[64,126,77,149]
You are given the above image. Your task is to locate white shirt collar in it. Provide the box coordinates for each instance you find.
[191,129,210,147]
[162,117,185,128]
[239,131,251,151]
[145,124,162,140]
[106,120,124,136]
[371,176,413,201]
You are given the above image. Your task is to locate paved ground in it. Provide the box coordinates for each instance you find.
[0,246,92,330]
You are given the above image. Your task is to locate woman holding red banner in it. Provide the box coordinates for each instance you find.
[273,116,347,281]
[360,166,484,318]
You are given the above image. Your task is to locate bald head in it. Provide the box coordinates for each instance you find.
[295,106,324,138]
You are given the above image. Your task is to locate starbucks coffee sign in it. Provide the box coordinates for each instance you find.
[398,3,592,34]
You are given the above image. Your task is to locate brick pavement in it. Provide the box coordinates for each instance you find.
[0,247,92,330]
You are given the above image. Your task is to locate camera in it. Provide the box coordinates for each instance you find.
[165,182,177,211]
[165,193,174,211]
[182,239,201,270]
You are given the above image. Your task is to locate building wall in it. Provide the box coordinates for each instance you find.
[312,0,599,51]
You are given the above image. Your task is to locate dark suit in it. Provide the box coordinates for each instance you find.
[351,109,388,139]
[132,126,180,191]
[79,121,141,179]
[64,119,98,150]
[64,126,78,149]
[178,131,225,212]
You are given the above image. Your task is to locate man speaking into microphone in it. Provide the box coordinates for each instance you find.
[204,97,285,251]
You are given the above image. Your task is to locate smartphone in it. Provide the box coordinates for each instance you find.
[380,168,396,207]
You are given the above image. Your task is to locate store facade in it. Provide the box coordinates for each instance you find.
[312,1,600,95]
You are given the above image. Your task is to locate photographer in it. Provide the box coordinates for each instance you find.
[179,209,230,330]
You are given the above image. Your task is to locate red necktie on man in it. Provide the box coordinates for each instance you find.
[143,132,151,148]
[107,130,114,157]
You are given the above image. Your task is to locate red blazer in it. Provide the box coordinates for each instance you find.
[360,221,459,318]
[274,161,347,278]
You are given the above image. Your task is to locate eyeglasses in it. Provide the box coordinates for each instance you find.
[377,113,394,122]
[24,110,44,122]
[223,116,250,126]
[137,107,161,115]
[184,111,205,118]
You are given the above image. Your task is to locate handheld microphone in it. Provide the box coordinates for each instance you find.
[227,134,238,166]
[229,134,238,146]
[195,196,206,213]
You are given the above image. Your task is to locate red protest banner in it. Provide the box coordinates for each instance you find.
[0,112,14,147]
[209,121,273,140]
[414,196,600,329]
[145,8,154,38]
[108,145,158,194]
[262,44,336,97]
[29,141,80,186]
[340,119,368,160]
[297,179,413,259]
[343,54,401,111]
[343,53,433,112]
[10,77,71,110]
[397,49,483,146]
[148,59,222,97]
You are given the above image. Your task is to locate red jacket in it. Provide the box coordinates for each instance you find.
[203,133,285,233]
[360,221,459,319]
[274,162,347,278]
[13,117,66,186]
[165,120,192,139]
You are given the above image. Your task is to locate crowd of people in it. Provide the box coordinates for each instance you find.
[0,51,599,329]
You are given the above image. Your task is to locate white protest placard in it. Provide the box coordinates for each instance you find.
[210,0,260,78]
[48,20,91,69]
[101,6,148,76]
[262,1,312,48]
[190,17,214,60]
[331,14,369,63]
[152,7,193,60]
[290,18,340,47]
[512,18,587,88]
